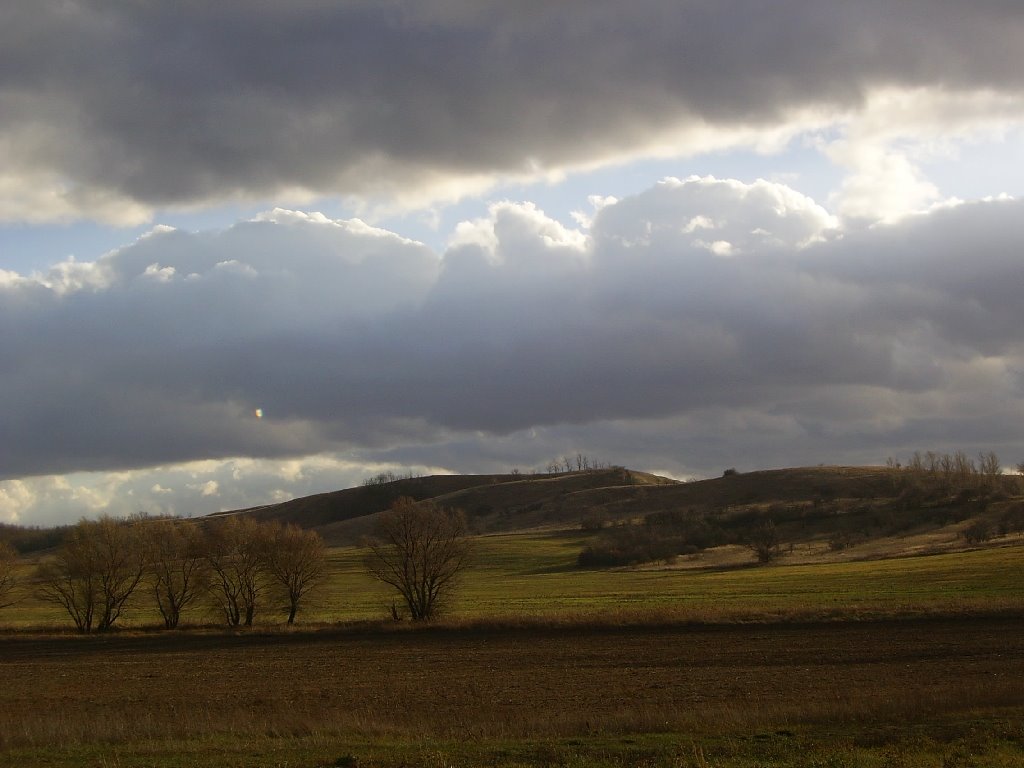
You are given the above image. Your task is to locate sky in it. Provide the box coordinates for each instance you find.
[2,1,1024,526]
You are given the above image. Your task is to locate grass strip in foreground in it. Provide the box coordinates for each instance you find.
[3,716,1023,768]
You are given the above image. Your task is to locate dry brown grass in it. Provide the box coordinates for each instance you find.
[1,616,1021,752]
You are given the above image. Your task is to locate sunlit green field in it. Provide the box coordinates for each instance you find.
[438,534,1024,620]
[4,536,1023,767]
[7,533,1023,629]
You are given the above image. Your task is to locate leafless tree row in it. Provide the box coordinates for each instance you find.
[885,449,1023,491]
[887,449,1002,477]
[545,453,610,474]
[33,515,325,632]
[2,495,473,630]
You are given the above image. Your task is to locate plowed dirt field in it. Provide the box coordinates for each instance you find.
[1,617,1021,742]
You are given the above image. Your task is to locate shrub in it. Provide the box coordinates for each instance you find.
[577,525,682,568]
[997,503,1024,536]
[579,512,607,532]
[828,532,854,552]
[645,509,729,550]
[746,520,782,563]
[578,510,732,569]
[961,520,993,544]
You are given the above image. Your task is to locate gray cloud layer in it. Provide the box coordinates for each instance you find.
[3,178,1022,481]
[3,1,1024,213]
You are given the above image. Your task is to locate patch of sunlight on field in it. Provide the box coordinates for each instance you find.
[4,533,1022,629]
[311,534,1024,623]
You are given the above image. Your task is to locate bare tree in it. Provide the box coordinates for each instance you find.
[0,540,18,610]
[38,517,145,632]
[937,452,951,478]
[204,516,266,627]
[143,519,208,629]
[952,450,976,485]
[908,451,924,473]
[364,497,470,621]
[978,451,1001,477]
[746,519,782,564]
[262,523,326,625]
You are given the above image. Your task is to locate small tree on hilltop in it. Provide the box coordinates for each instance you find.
[364,497,470,621]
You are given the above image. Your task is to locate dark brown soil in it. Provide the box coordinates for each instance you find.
[1,617,1021,741]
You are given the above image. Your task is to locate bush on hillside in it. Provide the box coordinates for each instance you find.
[577,525,699,568]
[961,520,993,544]
[644,509,729,550]
[0,522,72,554]
[998,503,1024,536]
[746,520,782,563]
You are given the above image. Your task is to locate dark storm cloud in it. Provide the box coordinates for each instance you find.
[2,1,1024,212]
[0,212,440,476]
[2,179,1022,480]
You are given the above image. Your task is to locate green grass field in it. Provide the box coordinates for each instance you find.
[2,537,1023,766]
[288,532,1024,625]
[6,534,1024,629]
[447,534,1024,620]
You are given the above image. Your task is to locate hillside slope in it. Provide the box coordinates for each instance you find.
[220,465,1024,558]
[221,473,522,530]
[222,468,676,544]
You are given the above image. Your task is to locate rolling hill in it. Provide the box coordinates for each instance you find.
[219,467,675,544]
[217,465,1024,562]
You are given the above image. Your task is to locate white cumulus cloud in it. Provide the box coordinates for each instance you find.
[0,176,1021,526]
